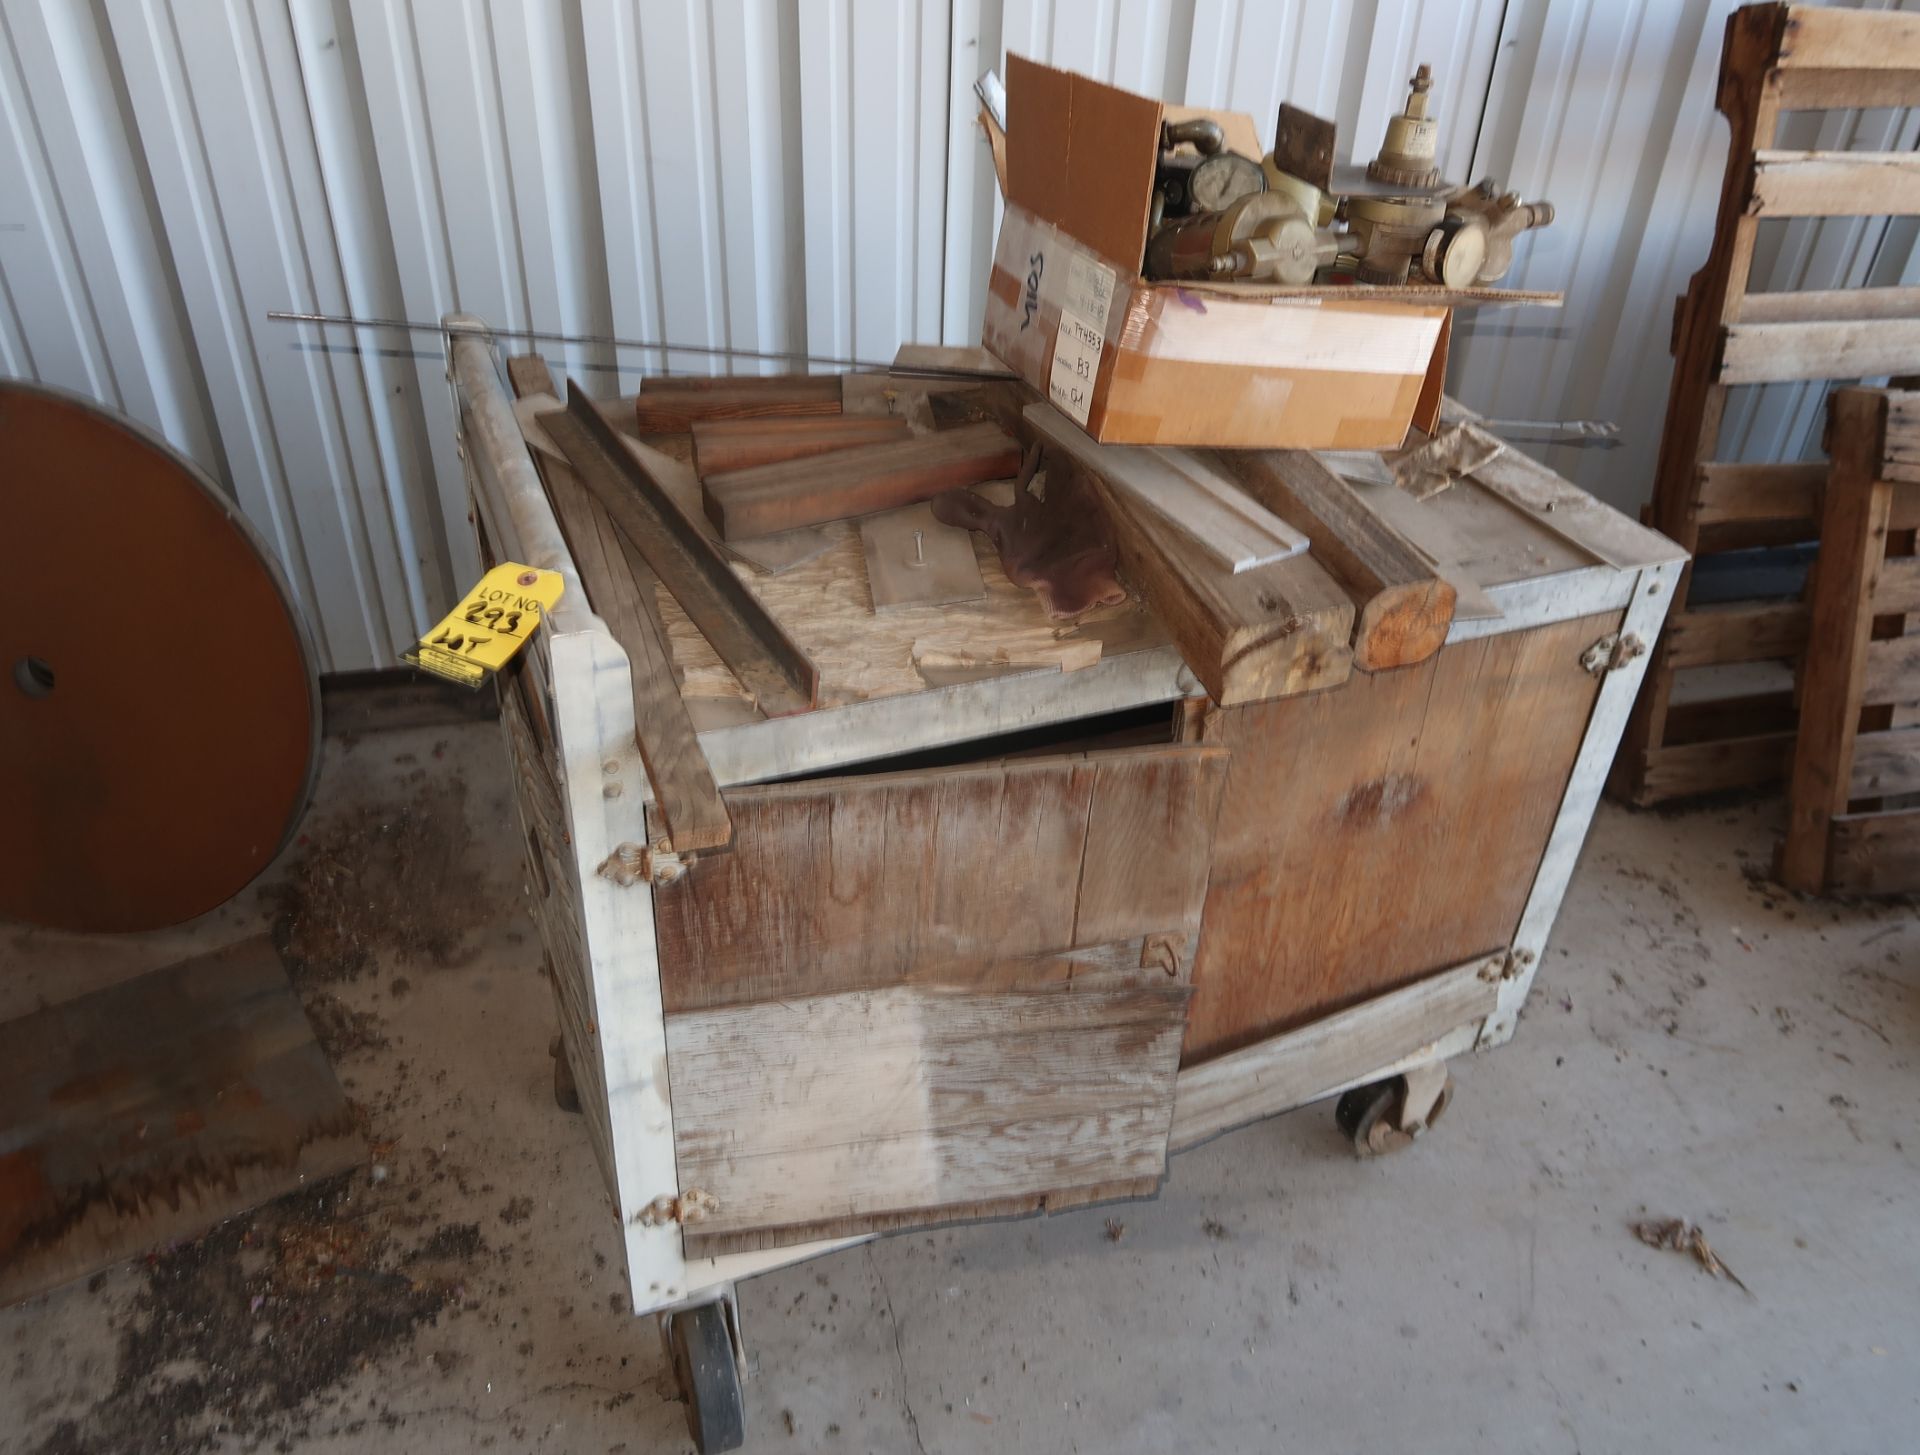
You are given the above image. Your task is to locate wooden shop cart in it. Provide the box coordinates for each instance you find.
[444,315,1683,1449]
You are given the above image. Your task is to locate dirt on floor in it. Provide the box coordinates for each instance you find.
[30,1176,488,1455]
[271,771,492,988]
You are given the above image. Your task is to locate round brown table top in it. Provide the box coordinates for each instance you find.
[1,382,319,932]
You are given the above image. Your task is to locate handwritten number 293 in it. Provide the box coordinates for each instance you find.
[461,601,524,634]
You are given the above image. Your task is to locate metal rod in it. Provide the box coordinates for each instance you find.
[267,309,903,373]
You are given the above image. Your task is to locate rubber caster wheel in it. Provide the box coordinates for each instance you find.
[1335,1072,1453,1157]
[669,1301,746,1452]
[549,1035,581,1114]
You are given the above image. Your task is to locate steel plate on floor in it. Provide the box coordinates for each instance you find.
[0,383,319,932]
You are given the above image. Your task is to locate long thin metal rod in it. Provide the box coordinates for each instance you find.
[269,309,901,373]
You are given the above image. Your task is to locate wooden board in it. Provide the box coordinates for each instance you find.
[1826,808,1920,894]
[1722,318,1920,384]
[1024,405,1309,575]
[1179,612,1615,1061]
[0,938,364,1307]
[1220,449,1456,670]
[509,367,733,852]
[632,374,841,432]
[691,416,910,475]
[1664,602,1810,668]
[859,501,985,611]
[653,744,1227,1253]
[541,386,820,717]
[651,746,1228,1014]
[702,422,1022,539]
[669,984,1187,1255]
[1780,388,1891,890]
[1087,464,1354,705]
[1750,150,1920,218]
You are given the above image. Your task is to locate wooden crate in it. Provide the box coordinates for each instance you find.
[446,318,1683,1316]
[1778,387,1920,894]
[1616,2,1920,805]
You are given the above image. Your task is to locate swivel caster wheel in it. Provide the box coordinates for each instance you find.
[549,1034,582,1114]
[1335,1061,1453,1157]
[667,1300,746,1452]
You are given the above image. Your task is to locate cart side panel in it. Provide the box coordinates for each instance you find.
[1181,609,1620,1063]
[654,745,1228,1256]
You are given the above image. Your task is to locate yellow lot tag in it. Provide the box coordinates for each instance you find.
[406,563,564,688]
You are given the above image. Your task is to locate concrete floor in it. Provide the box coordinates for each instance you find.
[3,714,1917,1455]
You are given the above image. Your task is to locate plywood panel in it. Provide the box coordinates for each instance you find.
[1181,612,1616,1061]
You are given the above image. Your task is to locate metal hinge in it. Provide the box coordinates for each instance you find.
[1580,631,1646,676]
[631,1189,719,1227]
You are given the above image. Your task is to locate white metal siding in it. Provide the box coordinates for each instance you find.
[1,0,1913,667]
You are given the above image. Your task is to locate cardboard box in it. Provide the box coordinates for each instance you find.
[980,55,1449,450]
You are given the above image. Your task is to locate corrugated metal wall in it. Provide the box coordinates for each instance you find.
[2,0,1913,669]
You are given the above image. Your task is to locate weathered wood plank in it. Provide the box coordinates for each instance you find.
[632,374,841,432]
[1722,318,1920,384]
[1874,554,1920,614]
[1781,389,1892,890]
[1179,613,1611,1060]
[1863,633,1920,705]
[669,983,1188,1255]
[1849,727,1920,798]
[508,364,733,852]
[650,745,1227,1014]
[1664,602,1810,667]
[0,938,363,1307]
[1750,150,1920,218]
[691,416,910,476]
[1221,449,1457,670]
[702,423,1022,539]
[1025,404,1309,575]
[1170,954,1500,1150]
[1736,285,1920,325]
[1826,808,1920,894]
[1693,460,1824,525]
[542,384,820,716]
[1631,733,1794,803]
[1775,4,1920,73]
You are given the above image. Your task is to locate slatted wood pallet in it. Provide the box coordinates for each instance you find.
[1615,3,1920,805]
[1777,387,1920,894]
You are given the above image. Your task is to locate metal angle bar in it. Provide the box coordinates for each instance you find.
[540,381,819,717]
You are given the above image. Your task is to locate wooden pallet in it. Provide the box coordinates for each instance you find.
[1614,3,1920,805]
[1777,388,1920,894]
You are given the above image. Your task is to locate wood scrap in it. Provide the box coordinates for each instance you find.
[508,360,731,851]
[632,373,841,432]
[860,501,986,611]
[1631,1217,1752,1295]
[702,421,1022,540]
[931,452,1127,619]
[891,342,1016,378]
[1025,404,1308,574]
[1393,423,1506,500]
[0,937,364,1308]
[541,381,819,717]
[691,415,910,475]
[1219,450,1457,671]
[911,636,1101,686]
[1024,403,1353,705]
[725,526,837,577]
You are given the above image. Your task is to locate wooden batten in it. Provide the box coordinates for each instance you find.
[691,416,911,475]
[701,423,1023,539]
[632,374,842,432]
[1219,449,1456,671]
[542,384,820,717]
[1663,602,1810,668]
[507,359,733,852]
